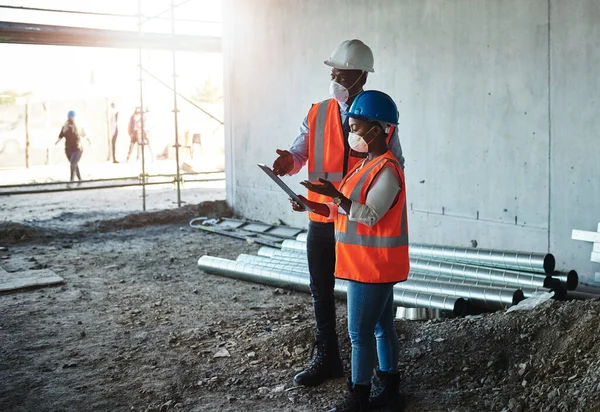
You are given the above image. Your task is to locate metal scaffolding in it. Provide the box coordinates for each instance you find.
[0,0,224,213]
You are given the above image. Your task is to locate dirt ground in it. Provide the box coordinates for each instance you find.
[2,189,600,412]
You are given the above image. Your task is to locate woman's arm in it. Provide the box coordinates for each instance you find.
[289,195,330,217]
[349,164,401,227]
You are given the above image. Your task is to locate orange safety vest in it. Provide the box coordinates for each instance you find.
[307,98,394,222]
[334,150,409,283]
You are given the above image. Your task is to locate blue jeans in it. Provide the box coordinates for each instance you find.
[347,280,399,385]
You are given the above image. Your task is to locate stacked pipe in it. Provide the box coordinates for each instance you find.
[198,233,593,317]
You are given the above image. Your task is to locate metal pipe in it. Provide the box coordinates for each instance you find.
[408,244,555,274]
[0,21,222,52]
[0,171,223,189]
[138,0,147,211]
[236,255,523,308]
[245,253,538,293]
[396,279,523,309]
[260,255,309,267]
[240,255,548,300]
[296,232,308,242]
[0,178,224,196]
[494,267,578,291]
[257,247,307,260]
[198,256,467,315]
[281,239,307,253]
[182,178,226,184]
[171,0,182,208]
[257,252,308,265]
[0,4,219,24]
[549,270,578,290]
[236,254,309,274]
[408,272,544,298]
[392,289,467,316]
[572,284,600,296]
[256,248,549,294]
[257,247,283,257]
[232,255,521,309]
[566,290,600,300]
[284,240,557,281]
[410,258,554,289]
[261,246,566,292]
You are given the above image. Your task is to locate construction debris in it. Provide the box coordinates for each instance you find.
[0,268,64,293]
[190,217,305,248]
[572,222,600,263]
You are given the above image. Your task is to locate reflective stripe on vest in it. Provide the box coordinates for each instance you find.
[311,100,330,178]
[336,157,408,248]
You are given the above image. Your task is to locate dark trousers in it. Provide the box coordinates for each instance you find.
[306,220,337,342]
[66,149,82,181]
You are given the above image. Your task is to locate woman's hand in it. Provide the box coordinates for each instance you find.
[289,195,330,218]
[300,178,339,198]
[289,195,310,212]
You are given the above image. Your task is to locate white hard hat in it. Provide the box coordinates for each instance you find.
[324,39,374,73]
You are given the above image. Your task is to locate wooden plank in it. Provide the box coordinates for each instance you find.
[593,242,600,253]
[572,229,600,243]
[0,269,64,293]
[591,251,600,263]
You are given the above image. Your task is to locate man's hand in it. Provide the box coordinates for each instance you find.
[300,178,339,198]
[272,149,294,176]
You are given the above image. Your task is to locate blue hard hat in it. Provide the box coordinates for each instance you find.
[347,90,399,126]
[67,110,76,118]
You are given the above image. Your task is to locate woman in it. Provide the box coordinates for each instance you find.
[56,110,88,184]
[290,90,409,412]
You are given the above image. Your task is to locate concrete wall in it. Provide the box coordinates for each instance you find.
[223,0,600,283]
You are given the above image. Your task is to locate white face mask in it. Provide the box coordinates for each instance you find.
[328,72,365,103]
[347,127,376,153]
[329,81,349,103]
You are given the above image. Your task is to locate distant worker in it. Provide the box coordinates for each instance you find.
[126,107,154,162]
[272,39,405,389]
[109,101,119,163]
[55,110,89,184]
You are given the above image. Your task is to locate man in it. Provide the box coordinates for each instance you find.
[109,101,119,163]
[272,39,405,387]
[126,107,154,162]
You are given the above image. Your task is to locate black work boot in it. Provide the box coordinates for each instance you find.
[369,369,402,411]
[328,378,371,412]
[293,339,344,387]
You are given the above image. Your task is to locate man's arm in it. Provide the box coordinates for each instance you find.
[273,113,310,176]
[388,127,405,169]
[287,115,310,175]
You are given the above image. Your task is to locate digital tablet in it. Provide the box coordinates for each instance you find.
[257,163,314,212]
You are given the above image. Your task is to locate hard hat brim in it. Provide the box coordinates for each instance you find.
[347,113,398,126]
[324,59,375,73]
